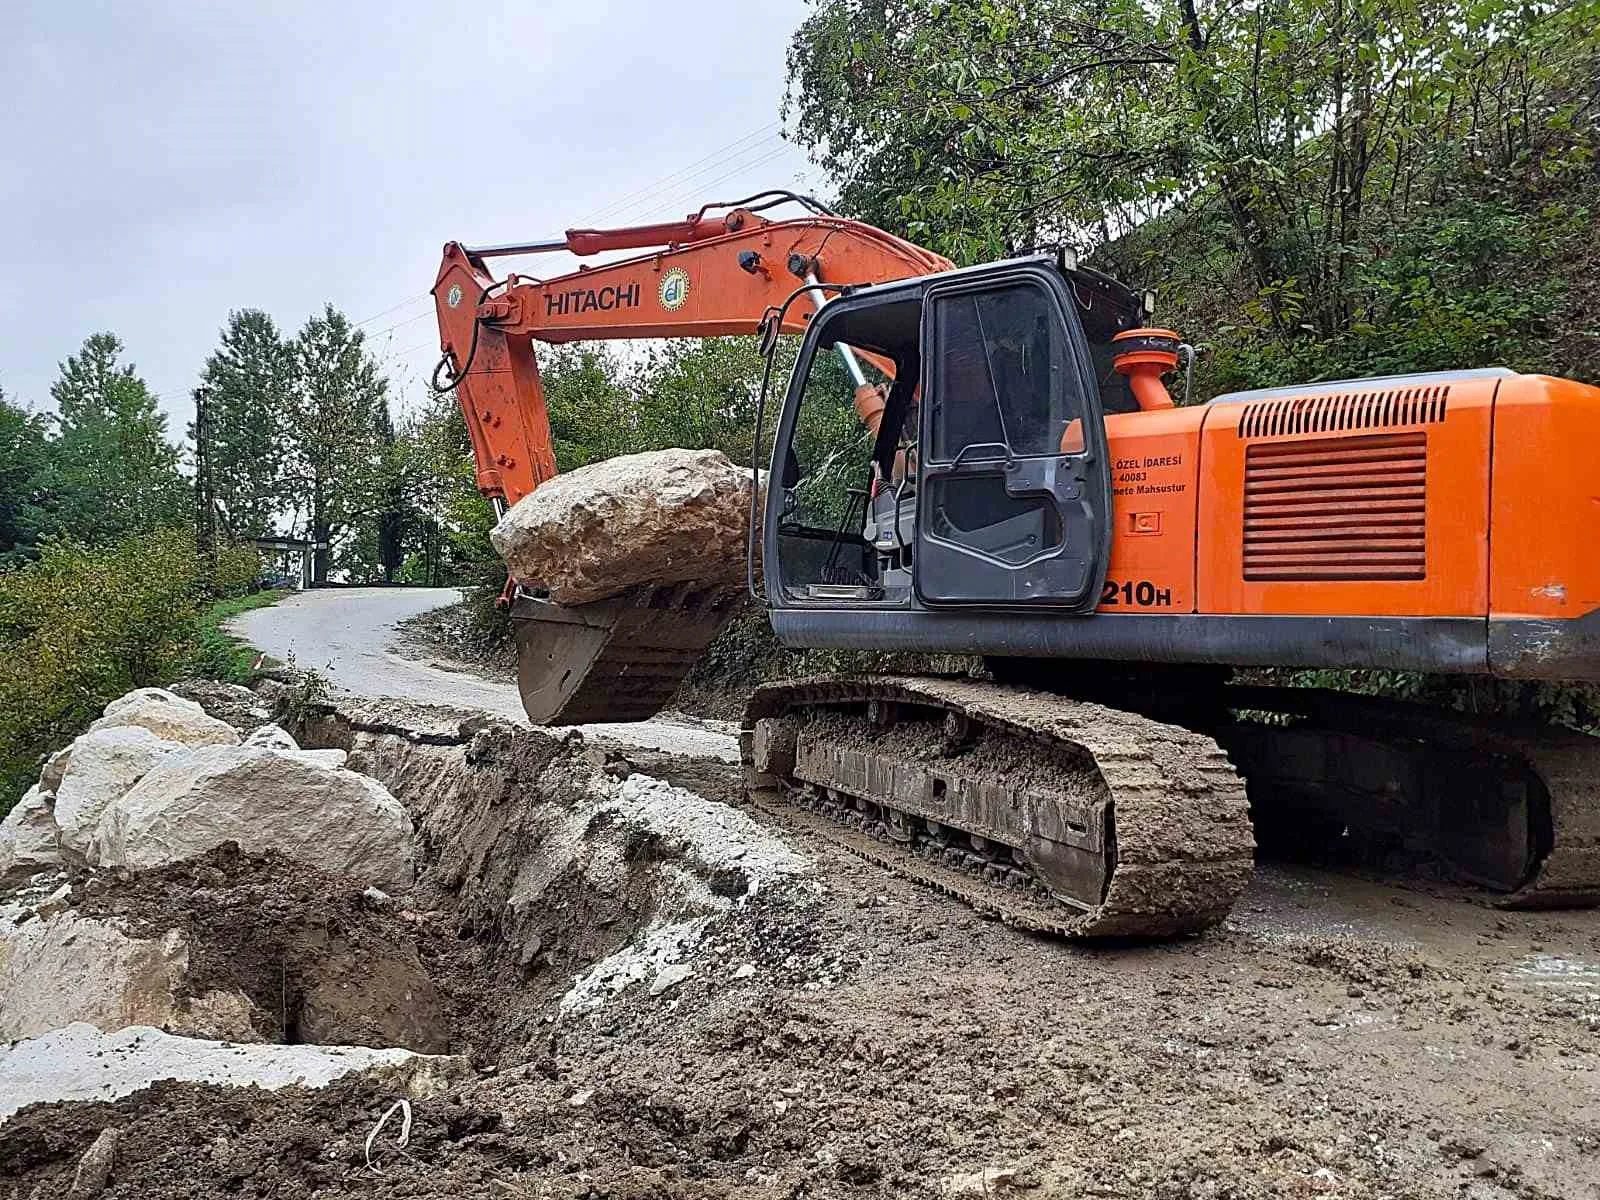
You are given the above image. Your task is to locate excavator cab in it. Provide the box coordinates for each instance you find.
[764,257,1132,618]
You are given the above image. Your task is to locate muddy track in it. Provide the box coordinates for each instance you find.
[1224,684,1600,907]
[744,675,1256,938]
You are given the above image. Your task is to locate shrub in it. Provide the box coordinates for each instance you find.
[0,529,202,811]
[207,541,262,600]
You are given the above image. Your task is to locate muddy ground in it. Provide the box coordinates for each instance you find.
[4,686,1600,1199]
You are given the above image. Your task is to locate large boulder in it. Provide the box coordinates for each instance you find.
[0,1023,466,1124]
[490,447,755,605]
[0,787,61,877]
[89,687,241,748]
[53,726,187,859]
[169,679,274,732]
[91,746,415,888]
[0,911,257,1043]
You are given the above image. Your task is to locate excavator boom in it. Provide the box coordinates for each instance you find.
[430,197,952,725]
[431,199,950,508]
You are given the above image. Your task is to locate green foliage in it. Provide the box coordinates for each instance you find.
[398,389,500,586]
[189,587,288,684]
[0,530,201,810]
[786,0,1600,369]
[47,334,190,543]
[192,309,295,540]
[0,388,52,566]
[283,305,391,583]
[542,337,787,470]
[208,541,263,600]
[0,529,283,813]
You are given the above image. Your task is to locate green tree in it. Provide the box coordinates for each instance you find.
[191,310,293,541]
[48,333,189,542]
[785,0,1599,353]
[0,388,53,566]
[397,389,497,586]
[541,344,636,469]
[283,306,389,583]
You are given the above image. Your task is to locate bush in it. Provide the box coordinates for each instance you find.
[207,541,261,600]
[0,529,201,810]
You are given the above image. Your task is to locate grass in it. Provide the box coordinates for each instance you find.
[191,588,291,683]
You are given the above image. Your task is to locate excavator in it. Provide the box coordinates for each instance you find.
[431,191,1600,937]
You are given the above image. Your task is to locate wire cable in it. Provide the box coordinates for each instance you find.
[633,145,797,225]
[584,122,780,226]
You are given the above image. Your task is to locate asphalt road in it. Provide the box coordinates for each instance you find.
[228,587,738,761]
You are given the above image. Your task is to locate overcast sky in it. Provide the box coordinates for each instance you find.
[1,0,818,434]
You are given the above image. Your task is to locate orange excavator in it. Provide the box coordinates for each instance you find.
[432,192,1600,937]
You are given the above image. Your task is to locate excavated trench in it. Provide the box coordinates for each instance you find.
[3,681,814,1069]
[149,683,818,1064]
[10,683,1600,1199]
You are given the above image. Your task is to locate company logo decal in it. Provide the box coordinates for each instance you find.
[659,267,690,311]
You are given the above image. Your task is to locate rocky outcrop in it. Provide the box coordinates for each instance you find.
[0,787,61,877]
[169,679,274,732]
[0,1023,466,1124]
[89,688,241,748]
[0,910,257,1043]
[91,745,415,888]
[244,723,299,750]
[490,447,756,605]
[53,727,186,859]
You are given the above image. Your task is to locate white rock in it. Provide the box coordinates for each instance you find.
[650,962,694,996]
[92,745,415,888]
[281,748,350,770]
[54,727,187,859]
[39,746,72,793]
[90,688,240,749]
[244,723,299,750]
[0,787,60,877]
[732,963,756,980]
[490,447,755,605]
[0,911,256,1042]
[0,1023,464,1124]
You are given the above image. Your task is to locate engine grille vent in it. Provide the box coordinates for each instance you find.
[1237,384,1449,439]
[1243,432,1427,582]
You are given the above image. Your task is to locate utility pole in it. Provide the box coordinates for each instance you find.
[192,385,217,561]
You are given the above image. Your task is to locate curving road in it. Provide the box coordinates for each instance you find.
[228,587,738,761]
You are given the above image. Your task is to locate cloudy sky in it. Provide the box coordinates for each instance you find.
[1,0,818,433]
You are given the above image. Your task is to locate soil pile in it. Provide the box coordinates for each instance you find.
[4,685,1600,1198]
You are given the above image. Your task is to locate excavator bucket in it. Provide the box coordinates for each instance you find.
[510,583,743,725]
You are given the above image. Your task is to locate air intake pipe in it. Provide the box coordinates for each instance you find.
[1112,329,1182,411]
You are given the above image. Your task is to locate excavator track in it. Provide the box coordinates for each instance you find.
[741,675,1255,938]
[1219,686,1600,908]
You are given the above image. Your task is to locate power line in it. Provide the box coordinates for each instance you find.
[631,144,799,225]
[583,121,780,226]
[365,310,433,340]
[352,295,430,327]
[604,134,790,229]
[348,121,793,342]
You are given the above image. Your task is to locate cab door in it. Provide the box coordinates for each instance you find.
[914,263,1112,608]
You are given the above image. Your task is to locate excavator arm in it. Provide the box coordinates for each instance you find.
[430,199,952,507]
[428,197,953,725]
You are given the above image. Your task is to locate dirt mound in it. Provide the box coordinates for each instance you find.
[6,684,1600,1199]
[69,844,451,1051]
